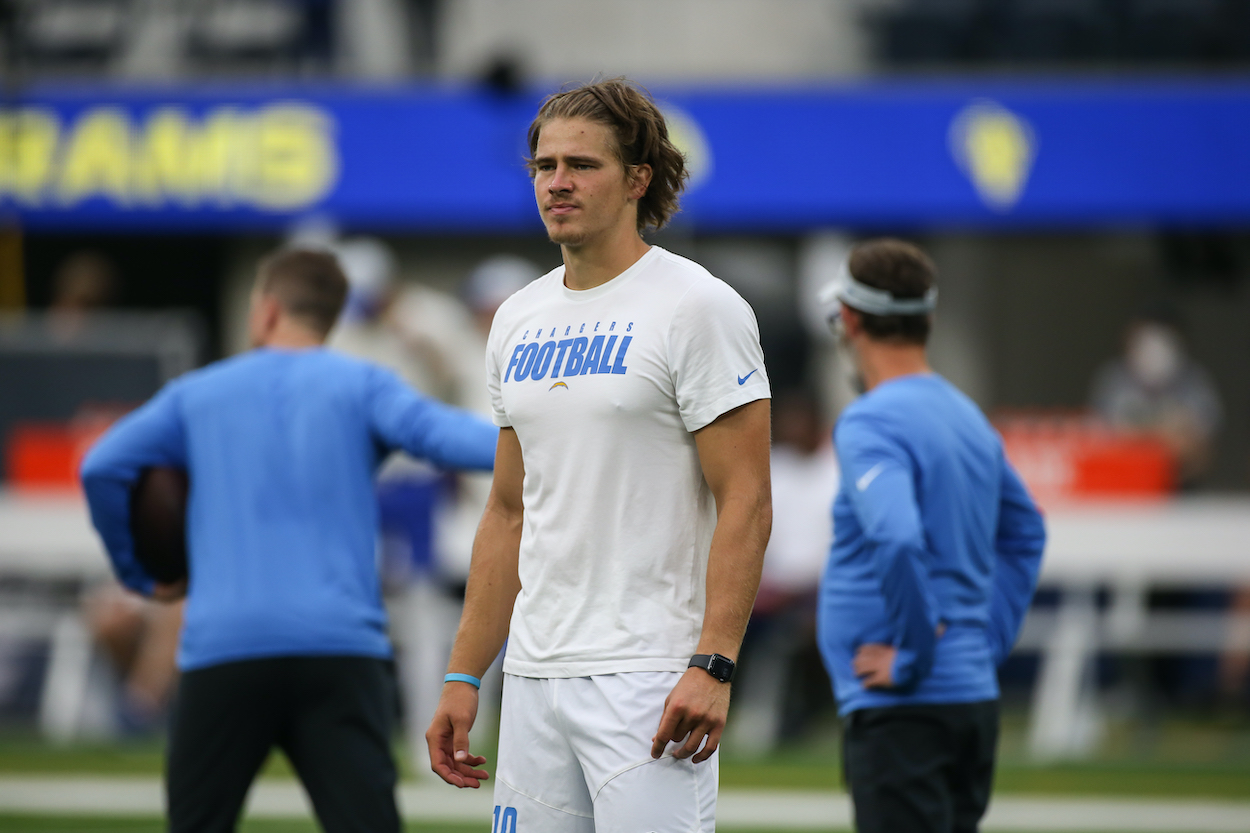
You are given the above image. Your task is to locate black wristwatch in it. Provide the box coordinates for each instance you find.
[688,653,735,683]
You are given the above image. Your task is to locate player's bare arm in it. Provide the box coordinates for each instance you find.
[652,398,772,764]
[427,427,524,789]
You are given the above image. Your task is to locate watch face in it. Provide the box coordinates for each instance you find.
[707,654,734,682]
[690,653,735,682]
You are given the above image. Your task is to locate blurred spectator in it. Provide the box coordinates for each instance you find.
[82,583,183,733]
[299,0,336,69]
[731,389,839,754]
[324,236,454,772]
[329,238,512,581]
[424,254,540,753]
[329,236,451,399]
[328,240,540,773]
[440,254,544,552]
[462,255,545,346]
[48,249,182,734]
[759,390,840,603]
[1090,309,1243,710]
[48,251,118,341]
[1221,590,1250,708]
[327,234,477,584]
[52,251,117,309]
[1089,310,1222,488]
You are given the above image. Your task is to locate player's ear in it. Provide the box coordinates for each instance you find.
[840,303,862,337]
[254,293,282,343]
[247,290,267,348]
[628,163,652,200]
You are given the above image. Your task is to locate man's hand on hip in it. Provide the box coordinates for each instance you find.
[151,579,187,603]
[426,682,489,788]
[855,624,944,689]
[651,667,730,764]
[853,643,897,689]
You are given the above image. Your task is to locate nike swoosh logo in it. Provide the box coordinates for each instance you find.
[856,462,886,492]
[737,369,759,385]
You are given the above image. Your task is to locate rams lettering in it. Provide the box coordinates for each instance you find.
[0,103,337,210]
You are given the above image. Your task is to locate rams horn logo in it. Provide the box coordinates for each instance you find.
[549,381,569,391]
[949,100,1036,212]
[660,104,713,188]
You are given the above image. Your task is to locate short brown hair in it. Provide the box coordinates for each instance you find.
[526,78,688,233]
[847,238,937,346]
[256,248,348,338]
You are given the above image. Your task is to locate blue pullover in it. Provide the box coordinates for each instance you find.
[817,374,1045,715]
[80,347,498,671]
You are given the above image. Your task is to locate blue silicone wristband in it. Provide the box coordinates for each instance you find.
[444,673,481,689]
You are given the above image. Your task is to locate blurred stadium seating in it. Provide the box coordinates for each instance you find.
[867,0,1249,66]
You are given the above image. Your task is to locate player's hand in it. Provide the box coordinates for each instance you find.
[854,624,945,690]
[853,643,897,689]
[426,681,489,788]
[651,667,730,764]
[150,579,187,603]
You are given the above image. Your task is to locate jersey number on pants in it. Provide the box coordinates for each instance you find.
[492,805,518,833]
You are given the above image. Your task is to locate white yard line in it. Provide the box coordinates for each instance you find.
[0,776,1247,832]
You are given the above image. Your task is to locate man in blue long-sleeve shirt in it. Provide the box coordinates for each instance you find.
[816,239,1045,833]
[80,249,498,833]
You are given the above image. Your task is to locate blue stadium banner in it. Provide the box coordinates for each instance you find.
[2,79,1249,231]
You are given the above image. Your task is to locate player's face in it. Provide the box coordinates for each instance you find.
[837,303,868,394]
[531,117,642,248]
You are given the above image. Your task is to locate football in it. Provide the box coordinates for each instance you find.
[129,466,190,585]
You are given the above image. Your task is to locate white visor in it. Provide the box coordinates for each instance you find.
[818,261,937,322]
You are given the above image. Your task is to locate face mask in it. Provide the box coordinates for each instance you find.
[1126,324,1182,388]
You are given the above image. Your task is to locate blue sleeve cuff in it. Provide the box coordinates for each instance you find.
[890,647,919,689]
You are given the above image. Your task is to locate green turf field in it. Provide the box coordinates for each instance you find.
[0,709,1247,833]
[0,819,1129,833]
[721,755,1250,798]
[0,819,485,833]
[2,711,1250,799]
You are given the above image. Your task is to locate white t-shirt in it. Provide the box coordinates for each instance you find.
[486,246,771,678]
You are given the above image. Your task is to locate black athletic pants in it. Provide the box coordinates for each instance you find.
[166,655,401,833]
[843,700,999,833]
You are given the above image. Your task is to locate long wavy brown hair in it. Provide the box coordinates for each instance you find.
[526,78,689,233]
